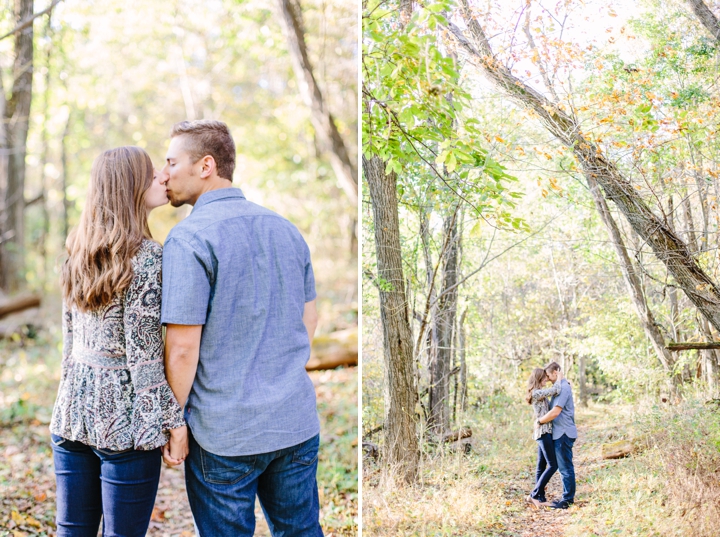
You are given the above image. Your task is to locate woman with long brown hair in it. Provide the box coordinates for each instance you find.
[525,366,562,509]
[50,146,186,536]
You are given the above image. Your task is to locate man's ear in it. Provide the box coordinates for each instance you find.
[199,155,217,179]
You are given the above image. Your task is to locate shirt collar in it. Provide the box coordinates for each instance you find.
[193,187,246,210]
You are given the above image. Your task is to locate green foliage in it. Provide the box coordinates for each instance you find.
[362,0,523,224]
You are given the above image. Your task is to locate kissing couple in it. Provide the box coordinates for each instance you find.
[49,120,324,536]
[526,361,578,510]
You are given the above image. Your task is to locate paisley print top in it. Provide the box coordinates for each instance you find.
[531,380,562,440]
[50,240,185,451]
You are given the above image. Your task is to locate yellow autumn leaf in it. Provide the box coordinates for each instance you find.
[10,511,25,525]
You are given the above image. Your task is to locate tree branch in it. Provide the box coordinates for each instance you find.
[0,0,63,42]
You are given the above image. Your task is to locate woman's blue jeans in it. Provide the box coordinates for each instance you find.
[51,434,161,537]
[185,429,323,536]
[531,432,558,502]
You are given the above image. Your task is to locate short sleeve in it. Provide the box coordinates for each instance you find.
[161,236,212,325]
[303,240,317,303]
[552,381,570,410]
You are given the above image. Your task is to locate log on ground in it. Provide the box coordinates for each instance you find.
[601,436,650,460]
[306,327,358,371]
[442,427,472,443]
[0,294,41,319]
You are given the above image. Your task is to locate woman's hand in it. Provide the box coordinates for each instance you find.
[162,425,189,466]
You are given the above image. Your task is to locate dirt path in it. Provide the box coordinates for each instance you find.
[505,429,599,537]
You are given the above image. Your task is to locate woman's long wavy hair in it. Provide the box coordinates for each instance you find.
[526,368,548,404]
[61,146,154,312]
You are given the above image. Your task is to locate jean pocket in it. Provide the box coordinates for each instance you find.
[200,448,256,485]
[50,434,66,447]
[292,434,319,466]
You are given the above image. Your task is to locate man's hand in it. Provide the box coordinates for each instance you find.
[162,425,189,467]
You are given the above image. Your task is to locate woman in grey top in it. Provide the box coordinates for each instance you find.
[525,367,562,508]
[50,146,186,537]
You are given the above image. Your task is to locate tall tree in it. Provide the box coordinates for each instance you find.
[1,0,35,291]
[449,0,720,334]
[364,155,419,482]
[277,0,358,204]
[686,0,720,42]
[429,206,460,432]
[586,175,674,373]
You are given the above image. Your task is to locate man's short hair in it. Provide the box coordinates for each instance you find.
[545,361,561,373]
[171,120,235,180]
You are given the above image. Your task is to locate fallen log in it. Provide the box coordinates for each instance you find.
[601,435,650,460]
[306,327,358,371]
[362,442,379,460]
[442,427,472,443]
[0,294,41,319]
[305,350,357,371]
[602,440,636,460]
[667,341,720,351]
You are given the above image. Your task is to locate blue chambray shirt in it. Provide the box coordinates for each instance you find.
[550,379,578,440]
[160,187,320,456]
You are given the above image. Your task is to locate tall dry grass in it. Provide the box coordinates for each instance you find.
[364,397,720,536]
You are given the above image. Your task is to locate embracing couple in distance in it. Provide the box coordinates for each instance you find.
[49,120,323,536]
[526,361,577,510]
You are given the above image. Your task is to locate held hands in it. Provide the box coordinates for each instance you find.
[162,425,189,467]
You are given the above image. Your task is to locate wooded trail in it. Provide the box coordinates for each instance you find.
[503,430,592,537]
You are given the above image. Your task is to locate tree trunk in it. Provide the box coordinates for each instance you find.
[449,4,720,333]
[587,175,674,372]
[419,209,439,387]
[429,207,460,433]
[37,14,53,283]
[578,355,588,408]
[61,111,71,241]
[699,316,719,395]
[363,155,418,482]
[456,308,468,418]
[1,0,34,292]
[277,0,358,204]
[686,0,720,43]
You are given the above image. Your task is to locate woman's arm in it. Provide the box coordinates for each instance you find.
[123,244,186,447]
[531,379,562,403]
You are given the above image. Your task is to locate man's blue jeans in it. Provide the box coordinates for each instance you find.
[50,434,161,537]
[554,433,576,505]
[185,430,323,536]
[531,433,557,502]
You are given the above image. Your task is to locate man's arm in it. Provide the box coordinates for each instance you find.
[538,406,562,425]
[161,324,202,466]
[164,324,203,408]
[303,299,318,343]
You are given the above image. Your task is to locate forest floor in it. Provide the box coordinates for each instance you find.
[363,395,720,537]
[0,325,358,537]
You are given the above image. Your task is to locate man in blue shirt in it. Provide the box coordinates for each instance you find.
[536,361,577,509]
[158,120,323,536]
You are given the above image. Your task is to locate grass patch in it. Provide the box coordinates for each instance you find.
[364,397,720,536]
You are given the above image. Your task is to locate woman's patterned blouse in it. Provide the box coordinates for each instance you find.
[531,380,562,440]
[50,240,185,451]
